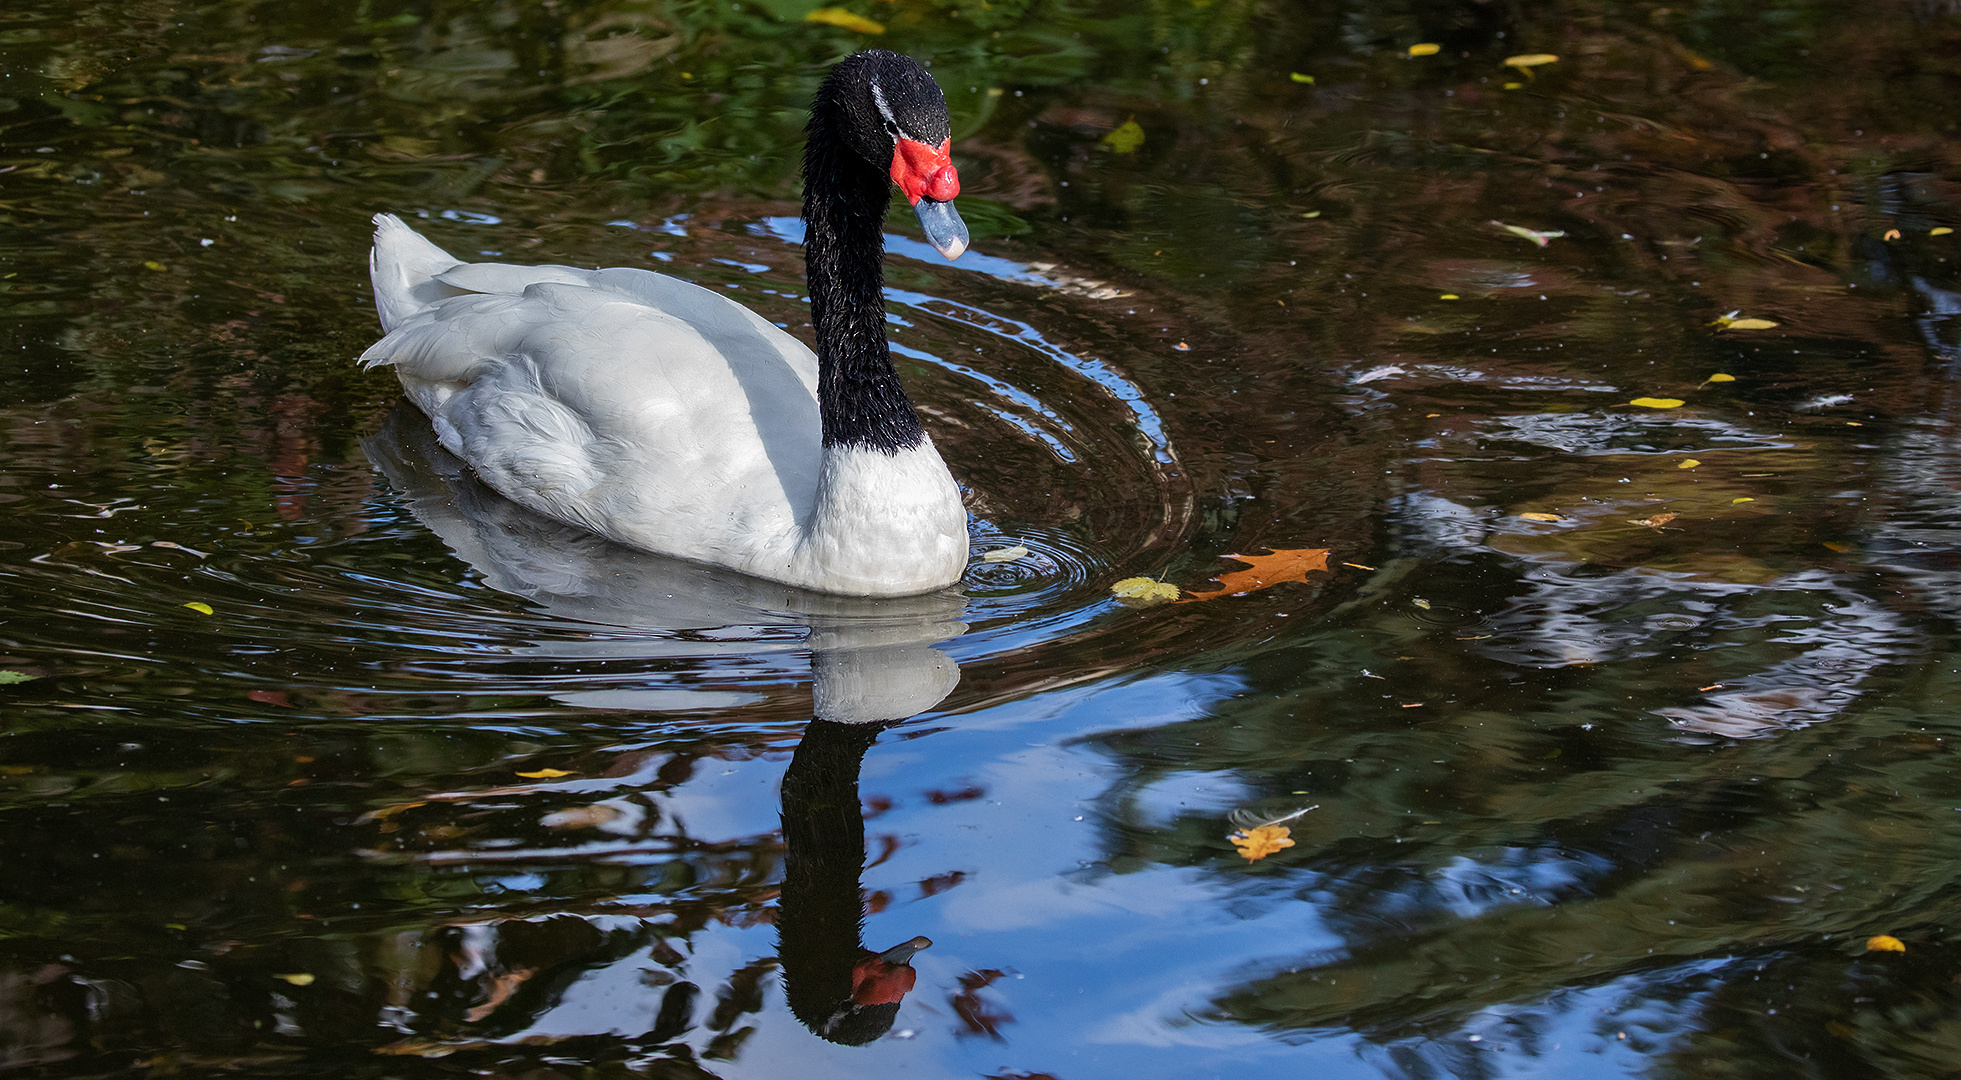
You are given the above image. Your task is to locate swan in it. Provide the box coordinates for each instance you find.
[361,50,972,596]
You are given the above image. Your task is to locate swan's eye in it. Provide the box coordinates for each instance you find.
[881,118,899,137]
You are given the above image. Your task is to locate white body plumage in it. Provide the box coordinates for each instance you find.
[360,214,968,596]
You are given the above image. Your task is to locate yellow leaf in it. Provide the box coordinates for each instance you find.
[1629,397,1684,409]
[1678,458,1700,469]
[1182,547,1331,602]
[1439,293,1460,300]
[142,261,167,271]
[804,7,885,33]
[1288,72,1315,84]
[981,545,1030,562]
[1934,227,1954,236]
[1884,228,1901,241]
[1101,118,1145,154]
[1300,210,1321,218]
[1499,222,1565,246]
[1631,512,1679,529]
[1823,541,1854,553]
[183,602,214,615]
[1408,43,1441,57]
[273,973,315,986]
[1111,577,1180,605]
[1504,53,1559,68]
[1866,934,1906,953]
[1502,81,1523,89]
[1703,373,1736,383]
[1519,512,1564,522]
[1733,497,1755,504]
[515,768,575,779]
[1725,318,1778,330]
[1229,824,1294,861]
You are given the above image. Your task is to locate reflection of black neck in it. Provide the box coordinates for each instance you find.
[778,718,897,1045]
[804,72,926,453]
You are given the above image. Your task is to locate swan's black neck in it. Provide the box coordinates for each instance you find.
[804,68,927,454]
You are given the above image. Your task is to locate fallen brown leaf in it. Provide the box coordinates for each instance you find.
[1182,548,1331,601]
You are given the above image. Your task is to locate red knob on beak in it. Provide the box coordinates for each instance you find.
[891,138,960,206]
[924,163,960,203]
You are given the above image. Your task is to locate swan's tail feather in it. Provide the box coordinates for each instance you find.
[369,213,465,332]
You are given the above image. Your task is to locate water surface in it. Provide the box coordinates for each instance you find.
[6,1,1961,1076]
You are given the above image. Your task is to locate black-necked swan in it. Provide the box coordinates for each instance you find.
[361,50,971,597]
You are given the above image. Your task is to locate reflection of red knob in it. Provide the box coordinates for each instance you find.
[850,958,919,1005]
[924,164,960,202]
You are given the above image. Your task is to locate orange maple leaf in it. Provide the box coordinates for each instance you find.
[1182,547,1331,602]
[1229,824,1295,861]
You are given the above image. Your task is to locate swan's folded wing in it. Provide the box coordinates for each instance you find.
[434,262,591,295]
[364,274,825,564]
[357,291,543,385]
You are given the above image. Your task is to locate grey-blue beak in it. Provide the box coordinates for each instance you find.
[913,198,968,260]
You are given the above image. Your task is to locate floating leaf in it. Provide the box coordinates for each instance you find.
[1733,497,1755,504]
[1711,311,1778,331]
[1504,53,1559,68]
[1823,541,1855,553]
[1629,397,1684,409]
[1702,373,1736,384]
[804,7,884,33]
[1300,210,1321,218]
[353,800,427,825]
[1342,562,1376,570]
[1631,512,1679,529]
[1866,934,1906,953]
[981,545,1030,563]
[1678,459,1700,469]
[1439,293,1460,300]
[0,672,38,685]
[1498,222,1565,246]
[1411,597,1432,610]
[1408,43,1441,57]
[142,260,167,271]
[1111,577,1180,605]
[1934,227,1954,236]
[1101,118,1145,154]
[1288,72,1315,84]
[1883,228,1901,241]
[273,973,315,986]
[1172,342,1191,351]
[516,767,574,779]
[1519,512,1564,522]
[1229,824,1295,861]
[1502,81,1523,90]
[183,601,214,615]
[1183,548,1331,601]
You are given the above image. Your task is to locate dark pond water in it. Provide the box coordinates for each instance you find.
[7,0,1961,1076]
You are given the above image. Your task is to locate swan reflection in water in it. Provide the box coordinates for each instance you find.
[366,405,967,1047]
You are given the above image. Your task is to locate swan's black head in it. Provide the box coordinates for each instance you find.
[810,50,967,259]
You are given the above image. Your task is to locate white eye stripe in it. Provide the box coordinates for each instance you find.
[868,80,924,142]
[870,81,898,129]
